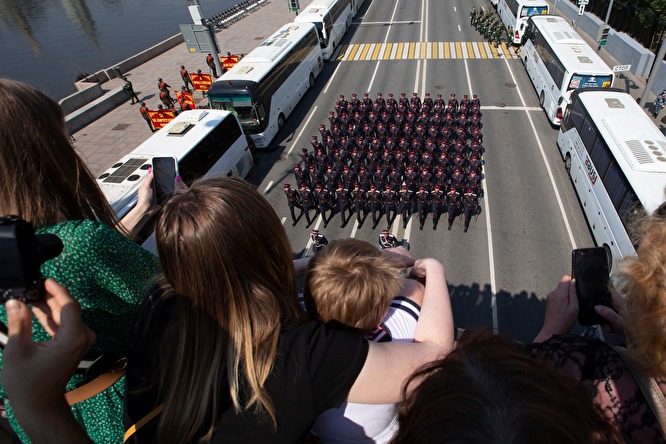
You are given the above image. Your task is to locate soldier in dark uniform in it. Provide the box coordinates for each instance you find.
[314,184,334,228]
[352,183,367,227]
[327,111,339,128]
[422,93,434,113]
[334,182,353,227]
[387,167,402,190]
[415,185,430,230]
[468,153,484,174]
[308,164,323,188]
[398,184,414,228]
[399,92,410,109]
[350,93,361,111]
[294,163,310,188]
[358,165,373,191]
[404,165,419,190]
[448,93,459,113]
[378,229,400,250]
[463,188,480,233]
[466,169,483,196]
[362,92,373,109]
[367,184,384,229]
[435,93,445,108]
[386,93,398,109]
[284,183,302,226]
[430,184,445,230]
[450,167,466,192]
[323,165,339,192]
[419,167,433,191]
[446,186,462,230]
[382,185,398,228]
[410,92,422,113]
[299,183,317,227]
[310,229,329,254]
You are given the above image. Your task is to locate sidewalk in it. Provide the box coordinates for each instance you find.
[72,0,298,175]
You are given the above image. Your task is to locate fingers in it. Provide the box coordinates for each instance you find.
[4,299,33,349]
[32,280,77,337]
[595,304,625,335]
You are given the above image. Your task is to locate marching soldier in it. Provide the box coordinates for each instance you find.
[448,93,459,113]
[335,182,354,227]
[446,186,462,230]
[139,102,155,132]
[399,92,410,109]
[310,229,329,254]
[382,185,398,228]
[314,184,334,228]
[410,92,422,113]
[299,183,318,227]
[352,183,368,227]
[294,163,310,188]
[284,184,302,226]
[300,148,315,168]
[466,169,483,195]
[415,185,430,230]
[398,184,414,228]
[430,184,445,230]
[463,188,480,233]
[367,184,384,229]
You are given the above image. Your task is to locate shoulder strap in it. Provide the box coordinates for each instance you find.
[608,344,666,435]
[123,403,164,443]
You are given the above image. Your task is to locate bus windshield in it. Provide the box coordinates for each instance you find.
[567,74,613,91]
[520,5,548,17]
[209,94,265,128]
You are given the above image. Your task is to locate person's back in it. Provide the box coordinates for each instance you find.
[303,239,423,443]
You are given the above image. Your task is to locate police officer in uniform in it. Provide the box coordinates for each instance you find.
[398,184,414,229]
[378,229,400,250]
[314,184,334,228]
[335,182,353,227]
[382,185,398,228]
[352,183,368,227]
[367,184,384,229]
[284,183,302,226]
[446,186,461,230]
[430,184,445,230]
[463,188,480,233]
[299,183,317,227]
[415,185,430,230]
[311,229,329,254]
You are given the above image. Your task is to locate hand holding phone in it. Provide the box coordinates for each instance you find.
[152,157,178,205]
[572,247,614,326]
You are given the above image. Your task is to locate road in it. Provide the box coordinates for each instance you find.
[246,0,595,342]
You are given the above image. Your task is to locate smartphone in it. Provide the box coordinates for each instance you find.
[152,157,177,205]
[571,247,613,326]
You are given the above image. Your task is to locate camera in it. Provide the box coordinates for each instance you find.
[0,215,63,303]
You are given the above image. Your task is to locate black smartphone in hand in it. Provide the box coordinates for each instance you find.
[152,157,177,205]
[572,247,613,326]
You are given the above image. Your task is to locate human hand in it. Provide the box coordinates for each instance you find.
[381,246,415,269]
[2,279,96,411]
[136,171,158,214]
[409,258,445,281]
[596,290,625,335]
[533,275,579,343]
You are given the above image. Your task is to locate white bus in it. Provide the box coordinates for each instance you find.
[96,110,254,219]
[522,15,614,126]
[558,88,666,270]
[497,0,548,44]
[295,0,353,60]
[208,22,324,148]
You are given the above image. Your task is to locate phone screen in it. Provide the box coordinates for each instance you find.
[572,247,612,326]
[152,157,177,205]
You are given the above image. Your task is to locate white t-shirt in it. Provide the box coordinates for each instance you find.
[311,296,420,444]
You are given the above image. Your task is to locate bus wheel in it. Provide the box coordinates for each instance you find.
[278,113,286,130]
[564,153,572,176]
[539,91,545,108]
[309,73,315,88]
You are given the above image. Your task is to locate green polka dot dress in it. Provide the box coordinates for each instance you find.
[0,220,161,443]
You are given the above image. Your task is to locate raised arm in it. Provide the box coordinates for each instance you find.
[347,258,454,404]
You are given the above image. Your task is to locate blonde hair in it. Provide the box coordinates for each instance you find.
[303,238,404,333]
[154,177,308,443]
[0,78,118,228]
[617,208,666,377]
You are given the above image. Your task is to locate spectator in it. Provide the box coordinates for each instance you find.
[393,329,624,444]
[0,78,161,443]
[124,177,453,443]
[304,239,443,443]
[529,202,666,442]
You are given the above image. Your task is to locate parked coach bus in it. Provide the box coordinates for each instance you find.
[96,110,254,220]
[522,15,613,126]
[557,88,666,271]
[497,0,548,44]
[207,22,324,148]
[295,0,353,60]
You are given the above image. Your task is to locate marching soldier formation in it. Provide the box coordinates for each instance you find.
[470,7,506,47]
[284,91,486,233]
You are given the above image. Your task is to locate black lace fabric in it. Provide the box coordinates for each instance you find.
[528,335,666,443]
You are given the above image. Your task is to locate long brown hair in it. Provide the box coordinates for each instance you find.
[154,177,308,443]
[0,78,118,228]
[393,329,624,444]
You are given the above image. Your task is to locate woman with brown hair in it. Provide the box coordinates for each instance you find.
[0,78,161,443]
[124,176,455,443]
[392,329,624,444]
[529,203,666,442]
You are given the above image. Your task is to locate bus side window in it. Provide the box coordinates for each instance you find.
[178,117,239,184]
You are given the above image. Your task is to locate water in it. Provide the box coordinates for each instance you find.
[0,0,237,101]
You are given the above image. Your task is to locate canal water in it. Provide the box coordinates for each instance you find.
[0,0,237,101]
